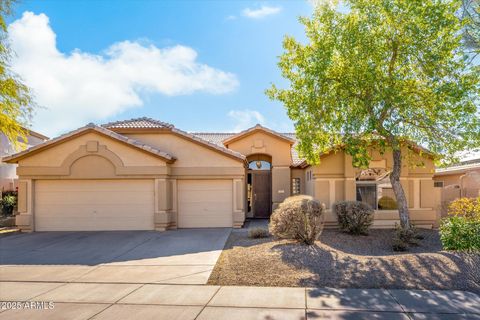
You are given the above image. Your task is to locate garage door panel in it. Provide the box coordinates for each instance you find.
[36,192,152,206]
[35,180,154,231]
[178,180,233,228]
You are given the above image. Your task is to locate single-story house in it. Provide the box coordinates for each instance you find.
[1,128,49,192]
[2,117,441,232]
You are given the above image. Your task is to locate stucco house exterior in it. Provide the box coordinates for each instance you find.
[2,117,441,232]
[0,128,49,192]
[433,156,480,216]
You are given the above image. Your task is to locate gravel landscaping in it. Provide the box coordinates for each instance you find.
[208,228,480,293]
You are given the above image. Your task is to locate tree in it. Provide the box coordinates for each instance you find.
[462,0,480,54]
[0,0,33,150]
[267,0,480,233]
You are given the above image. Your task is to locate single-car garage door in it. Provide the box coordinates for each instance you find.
[177,180,233,228]
[35,180,154,231]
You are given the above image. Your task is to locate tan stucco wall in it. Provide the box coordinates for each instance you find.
[126,133,243,168]
[225,131,292,166]
[434,169,480,216]
[19,132,165,168]
[272,166,291,209]
[434,173,462,187]
[304,148,440,228]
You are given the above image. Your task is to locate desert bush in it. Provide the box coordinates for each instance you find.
[440,197,480,251]
[269,195,325,245]
[333,201,374,235]
[447,197,480,220]
[392,224,423,251]
[248,227,269,239]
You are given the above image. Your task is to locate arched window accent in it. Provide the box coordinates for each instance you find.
[248,160,271,170]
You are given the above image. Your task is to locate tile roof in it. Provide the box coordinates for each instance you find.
[435,157,480,175]
[222,124,296,145]
[191,131,305,166]
[103,117,245,161]
[2,123,176,163]
[102,117,174,129]
[171,128,246,161]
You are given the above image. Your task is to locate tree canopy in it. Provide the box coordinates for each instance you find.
[0,0,33,150]
[267,0,480,168]
[462,0,480,55]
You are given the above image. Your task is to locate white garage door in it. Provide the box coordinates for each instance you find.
[177,180,233,228]
[35,180,154,231]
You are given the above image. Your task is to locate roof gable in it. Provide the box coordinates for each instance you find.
[103,117,246,162]
[2,124,176,164]
[222,124,296,146]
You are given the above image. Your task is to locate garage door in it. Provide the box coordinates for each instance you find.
[35,180,154,231]
[177,180,233,228]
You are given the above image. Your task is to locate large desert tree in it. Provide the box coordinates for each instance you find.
[462,0,480,54]
[267,0,480,231]
[0,0,33,149]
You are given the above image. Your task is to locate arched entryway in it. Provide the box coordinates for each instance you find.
[247,154,272,218]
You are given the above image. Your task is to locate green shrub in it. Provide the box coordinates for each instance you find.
[439,197,480,251]
[0,192,17,216]
[440,216,480,251]
[269,195,325,245]
[378,196,397,210]
[333,201,374,235]
[248,227,269,239]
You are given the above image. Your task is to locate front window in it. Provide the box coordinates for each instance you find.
[292,178,301,195]
[248,160,271,170]
[356,169,397,210]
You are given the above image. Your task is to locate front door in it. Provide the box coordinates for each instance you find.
[252,171,272,218]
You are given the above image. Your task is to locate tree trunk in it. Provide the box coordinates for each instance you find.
[390,148,411,230]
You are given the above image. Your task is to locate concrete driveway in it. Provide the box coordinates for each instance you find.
[0,229,230,285]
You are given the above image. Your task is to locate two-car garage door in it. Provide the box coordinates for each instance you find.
[35,180,155,231]
[34,179,233,231]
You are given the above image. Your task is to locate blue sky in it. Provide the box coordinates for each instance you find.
[8,0,315,137]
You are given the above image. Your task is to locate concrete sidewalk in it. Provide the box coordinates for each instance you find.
[0,282,479,320]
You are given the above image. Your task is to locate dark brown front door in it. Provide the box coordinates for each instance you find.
[252,171,272,218]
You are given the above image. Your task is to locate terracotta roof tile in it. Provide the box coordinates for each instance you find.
[102,117,174,129]
[192,132,305,166]
[3,123,176,163]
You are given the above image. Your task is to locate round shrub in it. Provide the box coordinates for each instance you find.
[440,197,480,251]
[333,201,374,235]
[378,196,397,210]
[447,197,480,220]
[269,195,325,245]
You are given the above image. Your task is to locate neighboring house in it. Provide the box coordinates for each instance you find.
[433,156,480,216]
[0,128,49,192]
[2,118,440,232]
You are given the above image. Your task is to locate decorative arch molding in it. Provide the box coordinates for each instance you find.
[61,144,125,173]
[16,142,169,178]
[246,153,273,163]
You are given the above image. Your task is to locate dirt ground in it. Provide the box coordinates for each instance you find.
[208,229,480,293]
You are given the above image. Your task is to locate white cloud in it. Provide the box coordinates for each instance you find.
[228,109,265,132]
[242,6,282,19]
[8,12,239,136]
[226,15,237,20]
